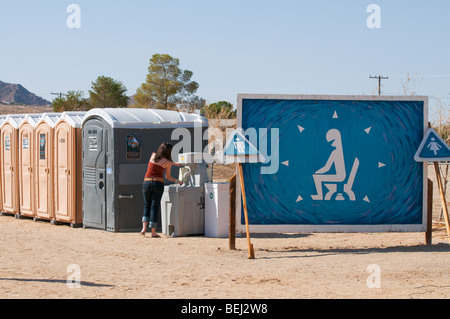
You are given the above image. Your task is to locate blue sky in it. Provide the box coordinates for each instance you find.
[1,1,449,118]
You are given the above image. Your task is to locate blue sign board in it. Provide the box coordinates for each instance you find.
[236,95,428,233]
[414,128,450,162]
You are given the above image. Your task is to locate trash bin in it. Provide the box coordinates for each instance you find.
[205,182,230,238]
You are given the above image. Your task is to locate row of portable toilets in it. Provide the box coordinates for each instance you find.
[0,108,208,232]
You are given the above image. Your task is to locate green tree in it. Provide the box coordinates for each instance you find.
[89,76,129,108]
[135,54,199,110]
[52,91,89,112]
[180,95,206,113]
[203,101,236,119]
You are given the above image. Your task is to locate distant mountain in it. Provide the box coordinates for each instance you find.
[0,80,50,106]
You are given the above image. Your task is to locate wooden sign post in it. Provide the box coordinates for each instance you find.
[223,130,265,259]
[415,126,450,242]
[433,162,450,240]
[238,161,255,259]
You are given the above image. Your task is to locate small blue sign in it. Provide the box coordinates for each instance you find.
[223,130,265,163]
[415,128,450,162]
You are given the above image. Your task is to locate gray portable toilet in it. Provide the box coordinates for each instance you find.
[81,108,208,232]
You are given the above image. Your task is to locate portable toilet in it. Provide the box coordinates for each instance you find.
[53,112,86,226]
[34,113,62,221]
[0,115,7,213]
[1,114,26,215]
[18,113,43,218]
[81,108,208,232]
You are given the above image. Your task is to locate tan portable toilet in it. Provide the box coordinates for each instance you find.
[0,115,7,214]
[53,112,86,226]
[1,114,26,215]
[34,113,62,221]
[18,114,43,218]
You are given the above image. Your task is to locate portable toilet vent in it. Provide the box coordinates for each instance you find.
[81,108,208,232]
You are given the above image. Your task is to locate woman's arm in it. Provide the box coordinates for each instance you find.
[164,162,183,185]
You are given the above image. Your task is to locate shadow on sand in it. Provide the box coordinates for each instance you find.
[255,242,450,259]
[0,277,114,287]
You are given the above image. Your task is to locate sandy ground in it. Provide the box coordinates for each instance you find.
[0,155,449,300]
[0,214,448,299]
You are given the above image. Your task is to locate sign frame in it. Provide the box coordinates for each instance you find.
[235,94,429,233]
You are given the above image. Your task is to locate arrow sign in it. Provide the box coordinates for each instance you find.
[414,128,450,162]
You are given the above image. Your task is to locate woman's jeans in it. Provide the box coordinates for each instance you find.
[142,181,164,229]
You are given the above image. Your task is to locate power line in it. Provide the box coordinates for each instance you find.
[369,75,389,95]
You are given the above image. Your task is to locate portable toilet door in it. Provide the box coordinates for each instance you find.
[34,113,62,220]
[1,114,26,215]
[18,114,42,218]
[53,112,86,226]
[81,112,108,230]
[0,115,7,213]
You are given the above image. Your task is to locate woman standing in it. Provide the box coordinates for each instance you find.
[140,142,182,237]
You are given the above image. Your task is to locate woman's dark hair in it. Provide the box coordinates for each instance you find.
[154,142,173,162]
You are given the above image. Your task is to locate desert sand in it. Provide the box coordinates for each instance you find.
[0,164,449,300]
[0,211,448,300]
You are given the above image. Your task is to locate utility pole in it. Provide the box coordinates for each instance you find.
[51,92,67,99]
[369,75,389,95]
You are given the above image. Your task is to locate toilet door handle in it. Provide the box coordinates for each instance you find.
[119,194,133,199]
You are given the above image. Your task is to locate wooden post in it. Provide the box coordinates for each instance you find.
[238,163,255,259]
[433,162,450,240]
[229,173,236,250]
[426,179,433,245]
